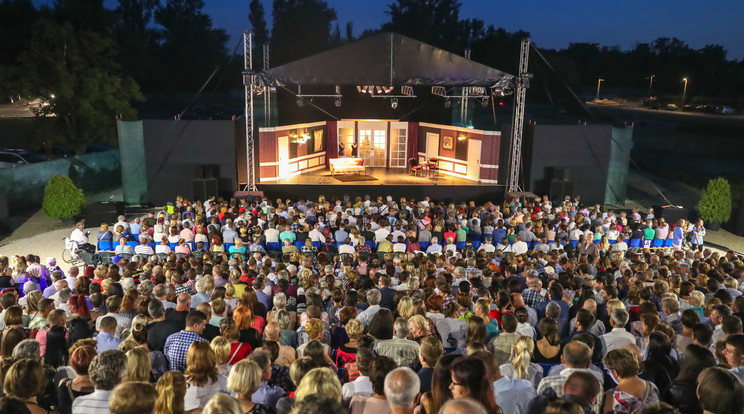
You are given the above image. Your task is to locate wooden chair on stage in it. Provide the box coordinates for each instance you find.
[408,158,422,176]
[427,158,440,178]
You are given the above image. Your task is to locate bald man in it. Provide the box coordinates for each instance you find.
[569,299,606,338]
[439,399,487,414]
[165,293,191,329]
[263,322,296,366]
[384,368,420,414]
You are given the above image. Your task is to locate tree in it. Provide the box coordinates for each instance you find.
[114,0,160,93]
[0,0,40,97]
[18,18,143,151]
[384,0,463,53]
[155,0,228,92]
[249,0,269,47]
[271,0,337,65]
[345,21,354,42]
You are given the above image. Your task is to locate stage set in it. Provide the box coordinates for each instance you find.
[116,33,632,206]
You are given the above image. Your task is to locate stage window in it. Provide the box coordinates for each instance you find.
[360,129,386,168]
[390,128,407,168]
[339,128,354,157]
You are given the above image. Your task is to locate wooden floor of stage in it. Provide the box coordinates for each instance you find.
[273,168,487,186]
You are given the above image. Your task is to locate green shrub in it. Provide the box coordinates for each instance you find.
[42,175,85,218]
[696,177,732,224]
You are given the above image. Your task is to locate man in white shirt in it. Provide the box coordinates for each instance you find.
[342,348,374,404]
[478,236,496,253]
[611,234,628,253]
[338,238,355,255]
[357,289,382,327]
[70,222,94,251]
[600,308,636,356]
[509,235,529,255]
[134,239,155,256]
[425,237,442,254]
[308,224,325,243]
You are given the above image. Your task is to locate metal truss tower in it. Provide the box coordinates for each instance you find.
[242,31,256,191]
[507,38,531,193]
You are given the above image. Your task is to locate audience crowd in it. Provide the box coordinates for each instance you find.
[0,193,741,414]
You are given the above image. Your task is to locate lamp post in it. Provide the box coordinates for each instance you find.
[647,75,655,96]
[682,77,688,107]
[595,78,604,100]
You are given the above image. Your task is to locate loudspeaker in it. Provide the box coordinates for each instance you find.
[86,202,126,226]
[552,167,571,181]
[194,165,219,179]
[550,180,574,200]
[192,178,218,201]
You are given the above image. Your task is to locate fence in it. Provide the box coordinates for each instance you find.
[0,150,121,215]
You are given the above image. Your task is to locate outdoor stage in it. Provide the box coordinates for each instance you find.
[257,167,506,203]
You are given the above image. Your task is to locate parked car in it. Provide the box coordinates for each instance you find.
[0,149,48,169]
[664,104,679,111]
[682,104,695,112]
[695,104,717,113]
[715,105,735,115]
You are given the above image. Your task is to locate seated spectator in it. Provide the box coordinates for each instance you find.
[696,366,744,414]
[473,349,535,414]
[249,349,286,406]
[603,348,660,413]
[342,348,374,405]
[3,358,50,414]
[449,357,500,414]
[499,335,544,388]
[109,382,157,414]
[384,367,419,414]
[228,359,274,414]
[184,341,228,411]
[375,317,419,368]
[72,350,128,414]
[349,356,397,414]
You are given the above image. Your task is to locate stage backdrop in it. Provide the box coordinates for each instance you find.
[522,124,633,205]
[118,120,238,205]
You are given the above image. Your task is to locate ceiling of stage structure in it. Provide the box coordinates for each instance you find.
[257,32,514,89]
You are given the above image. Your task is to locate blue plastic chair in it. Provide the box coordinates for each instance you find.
[97,241,113,251]
[126,241,137,248]
[651,239,664,248]
[312,241,321,249]
[608,239,617,245]
[266,242,281,251]
[663,239,674,248]
[169,243,178,250]
[295,241,304,250]
[571,240,579,248]
[629,238,642,248]
[456,241,466,251]
[419,241,430,251]
[225,243,235,251]
[472,241,481,248]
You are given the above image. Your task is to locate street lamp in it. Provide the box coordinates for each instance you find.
[682,77,688,107]
[595,78,605,100]
[646,75,655,96]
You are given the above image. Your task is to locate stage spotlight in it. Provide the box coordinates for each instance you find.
[391,98,398,109]
[444,98,451,108]
[296,97,304,107]
[334,97,342,107]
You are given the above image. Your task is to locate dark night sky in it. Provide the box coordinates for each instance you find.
[33,0,744,60]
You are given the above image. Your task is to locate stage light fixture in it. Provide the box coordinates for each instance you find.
[334,97,342,107]
[391,98,398,109]
[356,86,363,93]
[480,96,489,107]
[376,86,383,94]
[296,97,304,107]
[444,98,452,108]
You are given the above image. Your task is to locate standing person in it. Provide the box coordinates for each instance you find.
[691,220,705,253]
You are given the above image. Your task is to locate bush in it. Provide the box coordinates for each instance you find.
[42,175,85,218]
[696,177,732,224]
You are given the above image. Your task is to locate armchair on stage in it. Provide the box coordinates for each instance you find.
[329,157,366,176]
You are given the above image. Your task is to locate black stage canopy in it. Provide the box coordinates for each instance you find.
[258,32,514,88]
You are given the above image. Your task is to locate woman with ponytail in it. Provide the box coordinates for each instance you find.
[498,336,544,388]
[155,371,187,414]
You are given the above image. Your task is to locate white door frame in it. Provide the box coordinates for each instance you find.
[277,136,289,178]
[467,139,481,181]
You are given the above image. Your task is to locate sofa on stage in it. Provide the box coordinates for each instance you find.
[329,157,366,176]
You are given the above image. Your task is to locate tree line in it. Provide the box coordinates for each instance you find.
[0,0,742,149]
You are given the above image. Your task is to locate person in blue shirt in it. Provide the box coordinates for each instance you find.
[672,219,686,250]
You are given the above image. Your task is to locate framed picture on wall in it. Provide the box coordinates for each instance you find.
[442,135,454,150]
[314,130,323,152]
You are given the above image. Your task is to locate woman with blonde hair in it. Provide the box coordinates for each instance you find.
[295,367,342,407]
[408,314,432,343]
[499,335,544,388]
[202,394,242,414]
[210,336,233,377]
[227,359,273,413]
[154,371,186,414]
[184,341,229,411]
[125,347,152,383]
[396,296,414,320]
